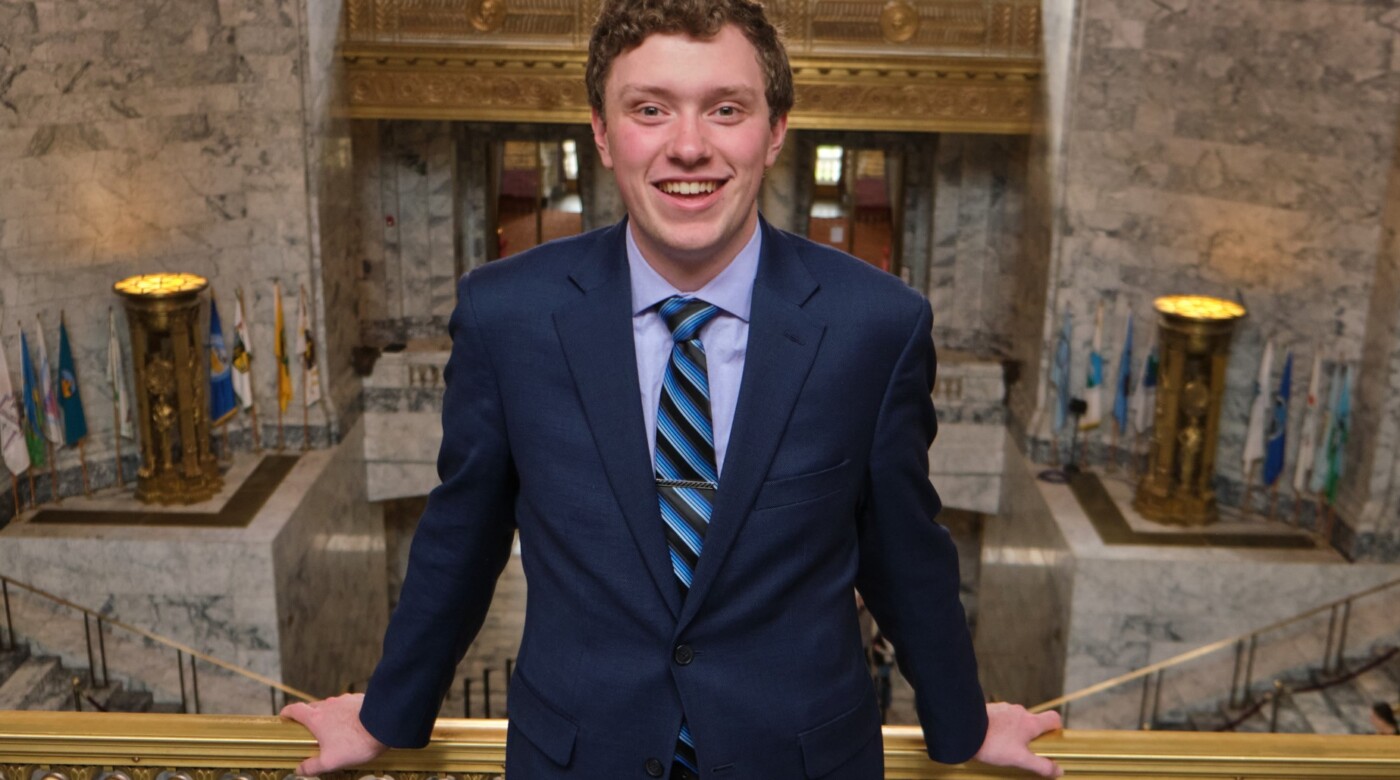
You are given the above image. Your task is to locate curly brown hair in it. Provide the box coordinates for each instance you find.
[586,0,793,125]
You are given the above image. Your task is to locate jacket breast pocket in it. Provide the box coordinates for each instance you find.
[752,459,852,512]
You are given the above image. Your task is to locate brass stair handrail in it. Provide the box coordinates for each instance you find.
[1032,573,1400,723]
[0,573,312,712]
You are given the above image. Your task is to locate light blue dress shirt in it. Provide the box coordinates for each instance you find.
[628,223,761,478]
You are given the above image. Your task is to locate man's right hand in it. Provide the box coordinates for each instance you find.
[280,693,389,776]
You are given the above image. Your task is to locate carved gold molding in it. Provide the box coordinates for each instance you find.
[4,713,1400,778]
[342,1,1040,134]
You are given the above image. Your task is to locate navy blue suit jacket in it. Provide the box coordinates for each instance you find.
[361,219,988,778]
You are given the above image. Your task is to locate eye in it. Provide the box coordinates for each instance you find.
[639,105,662,117]
[716,105,738,118]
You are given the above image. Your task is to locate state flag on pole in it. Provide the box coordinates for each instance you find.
[57,317,88,446]
[297,286,322,406]
[231,290,254,410]
[1243,339,1274,476]
[274,282,293,413]
[1323,365,1351,505]
[106,309,133,440]
[0,336,32,476]
[1112,313,1134,435]
[1081,302,1104,430]
[20,330,46,467]
[208,297,239,426]
[1293,351,1323,493]
[1263,351,1292,486]
[1051,309,1072,434]
[35,323,62,445]
[1131,334,1159,435]
[1309,364,1339,496]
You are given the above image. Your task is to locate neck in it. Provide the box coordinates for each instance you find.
[630,216,759,293]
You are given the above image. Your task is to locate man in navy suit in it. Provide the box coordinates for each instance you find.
[284,1,1062,777]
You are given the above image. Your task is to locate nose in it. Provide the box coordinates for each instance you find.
[666,112,711,167]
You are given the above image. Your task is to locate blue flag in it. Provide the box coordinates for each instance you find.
[209,298,238,426]
[1113,315,1133,434]
[20,330,46,468]
[1263,352,1291,486]
[1324,366,1351,504]
[57,318,88,446]
[1052,310,1071,433]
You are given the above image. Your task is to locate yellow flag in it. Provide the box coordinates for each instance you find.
[275,282,293,412]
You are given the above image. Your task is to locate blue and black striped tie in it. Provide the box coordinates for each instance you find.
[655,295,719,780]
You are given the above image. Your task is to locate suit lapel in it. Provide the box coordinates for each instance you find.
[679,221,825,631]
[554,223,682,619]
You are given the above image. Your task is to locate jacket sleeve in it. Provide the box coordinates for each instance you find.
[854,298,988,764]
[360,272,519,747]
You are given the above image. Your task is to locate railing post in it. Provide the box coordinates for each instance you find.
[483,668,494,718]
[1269,680,1285,733]
[1242,635,1258,704]
[82,613,97,688]
[1332,599,1352,674]
[191,655,202,714]
[463,677,473,718]
[1,579,12,651]
[1229,639,1245,708]
[1137,675,1152,730]
[1061,701,1070,729]
[1322,603,1339,671]
[1150,669,1164,729]
[177,650,188,714]
[270,685,279,716]
[96,617,109,687]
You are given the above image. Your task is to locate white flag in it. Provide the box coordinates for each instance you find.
[297,286,322,406]
[231,290,255,410]
[0,336,32,475]
[1242,339,1274,475]
[1293,350,1323,493]
[1080,301,1104,430]
[106,309,133,440]
[35,321,63,445]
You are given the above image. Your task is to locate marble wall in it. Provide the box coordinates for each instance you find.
[1020,0,1400,556]
[0,0,356,499]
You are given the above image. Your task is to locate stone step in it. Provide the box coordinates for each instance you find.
[0,657,70,710]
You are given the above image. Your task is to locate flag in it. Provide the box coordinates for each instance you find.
[1323,365,1351,504]
[1310,364,1340,496]
[1263,352,1292,486]
[106,309,133,440]
[57,317,88,447]
[35,322,62,445]
[1132,334,1159,435]
[274,282,292,413]
[1112,313,1134,435]
[208,297,239,426]
[297,286,322,406]
[20,330,45,468]
[1243,339,1274,476]
[231,289,254,410]
[1293,351,1323,493]
[1051,309,1071,434]
[1081,302,1104,430]
[0,336,31,476]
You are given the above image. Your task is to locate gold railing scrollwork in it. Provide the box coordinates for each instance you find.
[3,713,1400,779]
[341,1,1040,134]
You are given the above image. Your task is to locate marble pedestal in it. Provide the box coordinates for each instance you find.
[0,420,388,713]
[975,437,1400,720]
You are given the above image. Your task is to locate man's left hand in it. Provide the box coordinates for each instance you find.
[973,702,1064,777]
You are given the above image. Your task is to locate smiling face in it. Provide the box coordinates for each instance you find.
[591,25,787,290]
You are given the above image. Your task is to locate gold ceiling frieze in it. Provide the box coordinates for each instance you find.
[342,0,1041,133]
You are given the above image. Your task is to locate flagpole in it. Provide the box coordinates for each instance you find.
[77,439,90,495]
[1242,461,1258,518]
[1266,483,1278,523]
[108,307,126,488]
[10,474,18,516]
[45,441,59,504]
[233,288,263,453]
[25,466,35,509]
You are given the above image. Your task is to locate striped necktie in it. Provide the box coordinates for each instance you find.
[655,295,718,780]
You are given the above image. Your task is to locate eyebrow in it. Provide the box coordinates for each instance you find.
[615,84,761,103]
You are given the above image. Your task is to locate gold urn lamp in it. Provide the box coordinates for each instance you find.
[1133,295,1247,526]
[114,273,223,504]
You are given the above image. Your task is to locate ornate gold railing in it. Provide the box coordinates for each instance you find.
[4,712,1400,779]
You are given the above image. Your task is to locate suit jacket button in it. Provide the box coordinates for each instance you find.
[645,757,665,777]
[674,644,694,665]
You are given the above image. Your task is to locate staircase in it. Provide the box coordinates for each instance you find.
[0,641,179,713]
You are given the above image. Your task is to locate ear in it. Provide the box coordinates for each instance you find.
[591,108,614,169]
[765,113,789,168]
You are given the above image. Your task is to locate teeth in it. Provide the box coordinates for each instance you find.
[661,181,717,195]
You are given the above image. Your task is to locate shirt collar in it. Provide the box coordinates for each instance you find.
[626,221,761,323]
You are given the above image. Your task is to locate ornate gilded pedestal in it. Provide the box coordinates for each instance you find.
[114,274,222,504]
[1134,296,1246,526]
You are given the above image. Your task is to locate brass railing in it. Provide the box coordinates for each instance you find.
[0,574,311,714]
[1033,574,1400,731]
[3,711,1400,779]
